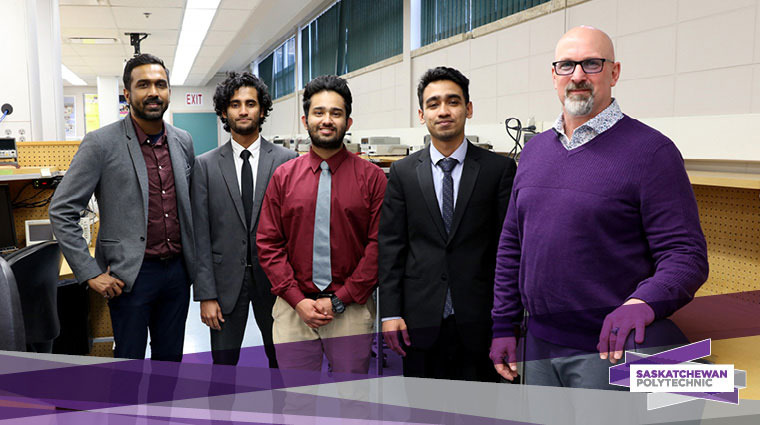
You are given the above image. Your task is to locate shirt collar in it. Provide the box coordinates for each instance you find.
[429,137,468,166]
[553,98,623,143]
[309,145,349,173]
[130,116,166,146]
[230,134,261,158]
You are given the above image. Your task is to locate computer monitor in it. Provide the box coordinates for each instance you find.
[25,219,55,245]
[0,185,17,251]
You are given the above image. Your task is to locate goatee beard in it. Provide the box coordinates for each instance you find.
[564,82,594,116]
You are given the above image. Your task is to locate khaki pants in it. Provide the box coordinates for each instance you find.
[272,296,375,374]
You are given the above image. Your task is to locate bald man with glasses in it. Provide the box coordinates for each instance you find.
[490,26,709,390]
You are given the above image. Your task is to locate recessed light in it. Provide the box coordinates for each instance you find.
[69,37,119,45]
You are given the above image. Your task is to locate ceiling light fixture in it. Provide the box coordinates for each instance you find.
[61,64,87,86]
[68,37,118,44]
[172,0,221,86]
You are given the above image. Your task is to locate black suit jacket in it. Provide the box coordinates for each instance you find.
[379,141,516,350]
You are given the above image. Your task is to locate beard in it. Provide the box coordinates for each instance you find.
[228,115,260,136]
[563,81,594,116]
[307,123,346,150]
[130,96,167,121]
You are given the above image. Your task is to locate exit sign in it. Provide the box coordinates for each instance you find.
[186,93,203,106]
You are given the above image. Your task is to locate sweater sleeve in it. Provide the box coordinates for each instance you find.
[492,185,524,337]
[629,139,709,318]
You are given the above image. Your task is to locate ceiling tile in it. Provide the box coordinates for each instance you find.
[70,44,129,57]
[210,8,251,32]
[61,28,120,39]
[203,31,236,46]
[221,0,263,9]
[112,7,183,30]
[59,6,117,28]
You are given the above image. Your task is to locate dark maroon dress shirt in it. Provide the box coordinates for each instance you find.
[257,147,387,308]
[131,117,182,258]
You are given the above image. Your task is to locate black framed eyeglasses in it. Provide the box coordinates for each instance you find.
[552,58,612,75]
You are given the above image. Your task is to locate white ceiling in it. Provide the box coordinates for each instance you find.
[59,0,328,87]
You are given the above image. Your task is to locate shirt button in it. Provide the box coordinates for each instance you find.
[158,165,163,170]
[162,190,166,195]
[167,238,171,242]
[164,213,169,218]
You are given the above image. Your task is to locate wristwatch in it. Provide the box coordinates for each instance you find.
[331,294,345,314]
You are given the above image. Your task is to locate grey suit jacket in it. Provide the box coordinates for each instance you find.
[191,137,297,314]
[49,115,196,291]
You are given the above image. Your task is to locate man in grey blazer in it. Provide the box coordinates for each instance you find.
[192,72,297,366]
[50,54,195,362]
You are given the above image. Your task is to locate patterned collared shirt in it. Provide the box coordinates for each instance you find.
[552,99,623,150]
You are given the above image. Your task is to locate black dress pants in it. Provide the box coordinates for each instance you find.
[210,268,278,367]
[402,315,498,382]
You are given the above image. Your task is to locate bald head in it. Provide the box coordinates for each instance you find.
[555,26,615,62]
[552,26,620,133]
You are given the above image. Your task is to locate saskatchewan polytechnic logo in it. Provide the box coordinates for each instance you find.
[609,339,746,410]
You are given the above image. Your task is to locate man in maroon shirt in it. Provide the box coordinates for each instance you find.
[50,54,196,361]
[257,75,386,374]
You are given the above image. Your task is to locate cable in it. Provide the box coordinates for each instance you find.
[504,117,537,161]
[0,111,7,124]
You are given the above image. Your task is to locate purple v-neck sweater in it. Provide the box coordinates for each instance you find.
[492,115,708,351]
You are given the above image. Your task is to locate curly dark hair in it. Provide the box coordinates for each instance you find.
[417,66,470,109]
[123,53,170,90]
[213,71,273,132]
[302,75,352,118]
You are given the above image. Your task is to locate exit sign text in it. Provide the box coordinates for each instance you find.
[186,93,203,106]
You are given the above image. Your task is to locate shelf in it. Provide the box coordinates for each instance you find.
[0,167,63,182]
[687,170,760,190]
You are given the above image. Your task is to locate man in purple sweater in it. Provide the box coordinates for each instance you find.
[490,26,709,389]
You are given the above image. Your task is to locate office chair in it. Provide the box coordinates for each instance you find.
[6,240,62,353]
[0,256,26,351]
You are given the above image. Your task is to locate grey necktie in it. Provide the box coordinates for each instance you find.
[312,161,331,291]
[438,157,457,318]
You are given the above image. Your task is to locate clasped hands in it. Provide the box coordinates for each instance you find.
[295,298,334,328]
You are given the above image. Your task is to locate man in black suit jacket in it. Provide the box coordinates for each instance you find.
[192,72,297,366]
[379,67,516,381]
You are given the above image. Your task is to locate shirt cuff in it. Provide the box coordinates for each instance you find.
[334,286,353,306]
[381,316,402,322]
[282,286,306,309]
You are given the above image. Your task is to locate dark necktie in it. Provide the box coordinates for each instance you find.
[241,150,253,264]
[438,157,457,318]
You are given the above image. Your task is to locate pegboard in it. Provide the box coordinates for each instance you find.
[693,185,760,301]
[16,141,81,169]
[88,289,113,339]
[90,342,114,358]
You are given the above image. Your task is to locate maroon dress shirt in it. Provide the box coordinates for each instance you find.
[131,117,182,258]
[257,147,387,308]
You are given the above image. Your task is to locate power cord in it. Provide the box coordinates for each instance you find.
[505,118,537,161]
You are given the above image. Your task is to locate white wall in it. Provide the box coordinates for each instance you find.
[263,0,760,160]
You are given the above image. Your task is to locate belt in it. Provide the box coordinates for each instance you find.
[303,291,335,300]
[144,253,181,262]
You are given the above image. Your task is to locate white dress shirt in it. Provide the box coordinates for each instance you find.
[230,135,261,196]
[430,137,468,210]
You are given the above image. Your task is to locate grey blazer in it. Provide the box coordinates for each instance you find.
[191,138,297,314]
[49,114,196,291]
